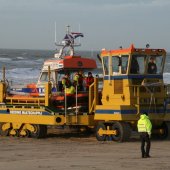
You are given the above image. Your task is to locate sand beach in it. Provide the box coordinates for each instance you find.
[0,128,170,170]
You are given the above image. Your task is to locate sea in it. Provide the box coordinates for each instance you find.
[0,49,102,85]
[0,48,170,85]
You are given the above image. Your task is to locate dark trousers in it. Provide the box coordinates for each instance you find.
[66,95,74,108]
[140,132,151,157]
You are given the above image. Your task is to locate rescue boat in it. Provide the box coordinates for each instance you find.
[9,26,98,111]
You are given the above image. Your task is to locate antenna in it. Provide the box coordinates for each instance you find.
[66,25,70,34]
[78,24,81,44]
[54,22,57,43]
[91,49,94,58]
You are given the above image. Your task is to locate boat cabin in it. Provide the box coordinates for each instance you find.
[37,55,97,92]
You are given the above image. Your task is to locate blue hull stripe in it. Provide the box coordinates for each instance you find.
[96,109,136,114]
[95,109,169,114]
[104,75,163,80]
[0,110,9,114]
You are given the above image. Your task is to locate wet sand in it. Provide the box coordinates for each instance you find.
[0,129,170,170]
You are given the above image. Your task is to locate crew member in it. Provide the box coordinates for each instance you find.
[148,57,157,74]
[65,84,75,94]
[137,112,152,158]
[65,84,75,108]
[86,72,94,91]
[73,70,84,91]
[130,56,139,74]
[62,73,71,91]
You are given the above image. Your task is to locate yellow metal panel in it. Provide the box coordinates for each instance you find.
[66,115,95,126]
[102,79,132,106]
[114,79,123,94]
[95,114,123,121]
[0,113,95,126]
[94,113,139,121]
[0,114,64,125]
[98,129,117,135]
[96,105,121,110]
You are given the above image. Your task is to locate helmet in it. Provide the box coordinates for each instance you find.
[65,72,70,76]
[142,112,148,116]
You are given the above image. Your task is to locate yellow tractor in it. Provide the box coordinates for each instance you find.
[94,44,170,142]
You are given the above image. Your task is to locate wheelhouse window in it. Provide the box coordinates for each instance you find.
[102,56,109,75]
[40,72,48,82]
[57,72,65,81]
[121,55,129,74]
[130,55,146,74]
[147,55,164,74]
[112,56,120,74]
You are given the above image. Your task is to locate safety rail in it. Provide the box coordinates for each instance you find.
[130,84,169,114]
[89,77,103,113]
[5,96,45,106]
[165,84,170,96]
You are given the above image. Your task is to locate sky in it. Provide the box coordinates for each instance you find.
[0,0,170,51]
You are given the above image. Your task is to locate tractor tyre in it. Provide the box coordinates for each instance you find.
[112,121,132,142]
[96,122,106,141]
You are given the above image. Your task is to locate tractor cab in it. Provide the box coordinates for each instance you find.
[102,44,165,84]
[99,44,166,106]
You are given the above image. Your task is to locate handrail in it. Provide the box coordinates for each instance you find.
[130,84,169,115]
[88,82,94,113]
[75,85,78,123]
[64,88,67,124]
[5,96,45,106]
[5,82,51,106]
[89,78,102,113]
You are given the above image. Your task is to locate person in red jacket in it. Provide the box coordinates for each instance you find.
[86,72,94,91]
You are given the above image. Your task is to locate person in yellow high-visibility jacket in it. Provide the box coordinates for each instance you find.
[137,112,152,158]
[62,73,71,90]
[73,70,85,91]
[64,85,75,108]
[65,85,75,94]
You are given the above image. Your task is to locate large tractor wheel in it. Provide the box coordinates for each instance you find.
[158,122,170,140]
[0,123,11,136]
[112,121,132,142]
[30,124,47,138]
[96,122,106,141]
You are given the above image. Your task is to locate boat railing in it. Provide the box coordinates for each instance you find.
[5,82,52,106]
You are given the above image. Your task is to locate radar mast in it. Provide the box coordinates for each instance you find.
[54,25,84,59]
